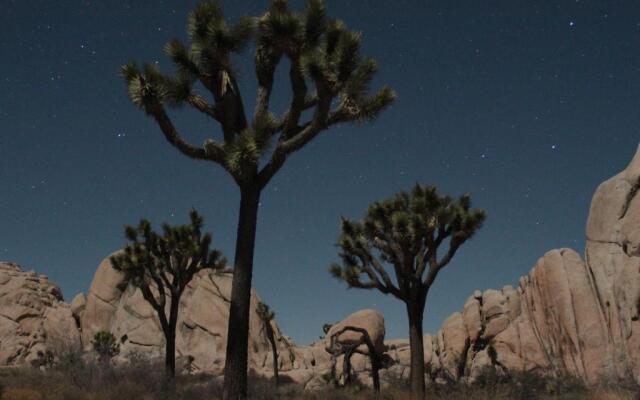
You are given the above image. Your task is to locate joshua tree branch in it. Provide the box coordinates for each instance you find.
[277,95,318,133]
[139,283,169,332]
[423,239,461,289]
[187,94,220,122]
[353,254,390,294]
[348,278,379,290]
[356,249,400,298]
[148,104,216,162]
[325,325,382,393]
[139,284,162,314]
[158,269,173,292]
[436,238,462,270]
[253,44,281,127]
[146,267,167,308]
[278,72,332,154]
[282,58,308,139]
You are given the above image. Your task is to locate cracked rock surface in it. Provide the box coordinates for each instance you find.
[0,263,79,366]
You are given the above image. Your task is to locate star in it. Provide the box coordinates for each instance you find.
[568,21,575,27]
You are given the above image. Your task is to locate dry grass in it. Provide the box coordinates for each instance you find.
[0,361,637,400]
[2,388,45,400]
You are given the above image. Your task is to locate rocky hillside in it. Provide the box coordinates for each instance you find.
[0,145,638,388]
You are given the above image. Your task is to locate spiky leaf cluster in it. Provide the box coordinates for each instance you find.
[111,210,226,308]
[255,1,394,118]
[121,0,395,186]
[331,185,485,299]
[256,301,275,322]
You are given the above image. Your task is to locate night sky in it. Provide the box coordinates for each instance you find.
[2,0,640,344]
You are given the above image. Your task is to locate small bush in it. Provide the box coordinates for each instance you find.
[91,331,120,363]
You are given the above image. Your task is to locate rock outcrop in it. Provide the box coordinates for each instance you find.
[79,254,297,375]
[276,309,386,390]
[0,263,80,366]
[325,309,385,354]
[383,145,640,385]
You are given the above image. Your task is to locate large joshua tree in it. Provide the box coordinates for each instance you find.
[121,1,394,398]
[330,185,485,398]
[110,210,226,379]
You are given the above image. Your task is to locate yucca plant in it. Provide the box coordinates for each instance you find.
[330,185,485,399]
[121,1,394,398]
[110,210,225,380]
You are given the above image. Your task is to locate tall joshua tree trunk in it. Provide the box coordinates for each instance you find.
[407,302,425,399]
[122,3,396,399]
[224,186,261,400]
[165,299,180,380]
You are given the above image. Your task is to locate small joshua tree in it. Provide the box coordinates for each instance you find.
[256,301,279,385]
[110,210,226,379]
[121,2,394,397]
[330,184,485,399]
[92,331,120,365]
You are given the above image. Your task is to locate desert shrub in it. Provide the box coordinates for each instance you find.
[0,362,637,400]
[91,331,120,363]
[1,387,44,400]
[459,368,588,400]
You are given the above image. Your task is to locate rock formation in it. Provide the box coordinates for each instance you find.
[78,254,297,375]
[277,309,386,390]
[0,263,79,366]
[382,145,640,385]
[325,309,385,354]
[0,145,638,388]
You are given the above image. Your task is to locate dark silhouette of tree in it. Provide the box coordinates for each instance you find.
[330,185,485,399]
[91,331,120,365]
[120,1,394,398]
[256,301,279,386]
[110,210,225,380]
[325,326,382,394]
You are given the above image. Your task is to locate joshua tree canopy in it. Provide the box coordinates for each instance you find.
[111,210,226,379]
[121,0,395,187]
[121,1,394,398]
[331,184,485,398]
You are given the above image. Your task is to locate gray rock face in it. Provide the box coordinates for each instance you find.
[0,262,80,366]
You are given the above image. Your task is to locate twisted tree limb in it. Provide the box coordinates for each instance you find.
[325,326,382,394]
